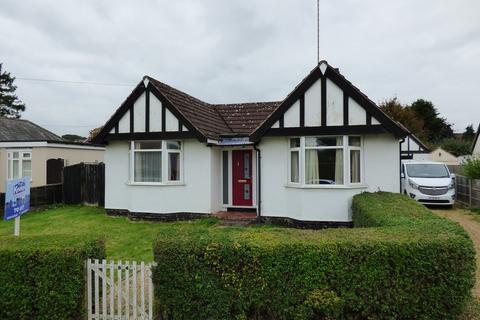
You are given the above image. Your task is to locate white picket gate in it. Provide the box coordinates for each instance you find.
[87,259,154,320]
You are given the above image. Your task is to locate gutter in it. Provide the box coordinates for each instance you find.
[254,143,261,218]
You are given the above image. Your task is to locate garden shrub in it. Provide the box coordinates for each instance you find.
[152,192,475,319]
[0,235,105,320]
[463,156,480,179]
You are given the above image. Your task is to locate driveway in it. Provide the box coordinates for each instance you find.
[434,207,480,298]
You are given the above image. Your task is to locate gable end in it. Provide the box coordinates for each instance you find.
[250,62,407,141]
[92,80,205,144]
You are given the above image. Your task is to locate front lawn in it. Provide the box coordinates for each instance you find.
[0,205,221,261]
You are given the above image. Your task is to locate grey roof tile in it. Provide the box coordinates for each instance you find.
[0,117,63,142]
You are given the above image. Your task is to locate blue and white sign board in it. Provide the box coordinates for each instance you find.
[4,177,30,221]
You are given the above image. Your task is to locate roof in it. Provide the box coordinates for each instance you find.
[0,117,63,142]
[93,61,409,143]
[402,160,450,165]
[213,101,281,135]
[147,77,281,138]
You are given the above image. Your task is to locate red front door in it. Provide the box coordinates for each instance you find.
[232,150,253,206]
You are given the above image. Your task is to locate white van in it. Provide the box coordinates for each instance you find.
[401,160,455,206]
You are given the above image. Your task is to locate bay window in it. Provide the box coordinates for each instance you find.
[130,140,182,184]
[7,150,32,180]
[288,136,362,186]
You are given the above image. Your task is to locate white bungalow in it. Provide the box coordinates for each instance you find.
[92,61,409,226]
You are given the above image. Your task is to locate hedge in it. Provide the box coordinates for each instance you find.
[152,192,475,319]
[0,235,105,320]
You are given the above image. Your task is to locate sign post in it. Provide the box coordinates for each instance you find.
[4,177,30,236]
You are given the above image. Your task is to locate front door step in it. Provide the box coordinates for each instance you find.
[213,211,257,227]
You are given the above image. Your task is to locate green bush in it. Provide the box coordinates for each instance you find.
[0,235,105,320]
[440,138,472,157]
[152,192,475,319]
[463,156,480,179]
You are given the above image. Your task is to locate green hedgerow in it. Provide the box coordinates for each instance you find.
[0,235,105,320]
[152,192,475,320]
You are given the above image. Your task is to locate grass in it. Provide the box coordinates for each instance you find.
[0,195,468,261]
[0,205,222,261]
[0,197,475,318]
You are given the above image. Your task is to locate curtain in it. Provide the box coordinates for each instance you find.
[22,160,32,178]
[290,151,299,183]
[305,150,319,184]
[135,151,161,182]
[12,160,20,179]
[350,150,360,183]
[335,149,343,184]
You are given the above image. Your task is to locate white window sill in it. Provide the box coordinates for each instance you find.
[126,181,185,187]
[285,184,368,189]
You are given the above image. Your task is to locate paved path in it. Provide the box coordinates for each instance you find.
[434,208,480,298]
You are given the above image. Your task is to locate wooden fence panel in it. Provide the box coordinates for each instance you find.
[63,163,105,206]
[0,184,63,214]
[455,175,480,208]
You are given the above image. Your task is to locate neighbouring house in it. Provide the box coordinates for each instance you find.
[413,147,461,166]
[472,123,480,155]
[92,61,409,225]
[400,133,430,159]
[0,117,105,193]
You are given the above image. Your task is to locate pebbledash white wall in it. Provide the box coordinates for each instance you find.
[105,133,400,222]
[259,134,400,221]
[105,139,223,214]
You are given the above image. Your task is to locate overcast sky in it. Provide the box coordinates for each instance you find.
[1,0,479,137]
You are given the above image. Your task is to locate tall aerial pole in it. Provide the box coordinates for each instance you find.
[317,0,320,63]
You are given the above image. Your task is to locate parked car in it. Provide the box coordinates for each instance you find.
[401,160,455,206]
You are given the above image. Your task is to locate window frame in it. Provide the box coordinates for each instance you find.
[287,136,364,188]
[288,138,302,185]
[129,140,183,185]
[6,149,32,181]
[348,136,362,185]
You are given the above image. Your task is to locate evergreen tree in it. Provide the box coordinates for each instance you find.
[379,97,426,142]
[409,99,453,144]
[0,63,26,118]
[463,124,475,141]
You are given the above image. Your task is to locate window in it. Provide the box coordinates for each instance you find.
[7,151,32,180]
[305,137,343,185]
[222,151,229,204]
[131,140,182,183]
[167,141,181,181]
[349,137,361,183]
[289,138,300,183]
[288,136,362,186]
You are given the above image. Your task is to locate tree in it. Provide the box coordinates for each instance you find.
[440,138,471,157]
[87,126,103,142]
[379,97,426,141]
[463,124,475,141]
[409,99,453,144]
[62,134,86,142]
[0,63,25,118]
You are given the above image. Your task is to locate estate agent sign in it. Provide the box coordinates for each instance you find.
[4,177,30,236]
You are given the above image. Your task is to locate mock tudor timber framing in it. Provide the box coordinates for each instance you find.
[250,61,407,141]
[93,79,205,144]
[93,61,408,145]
